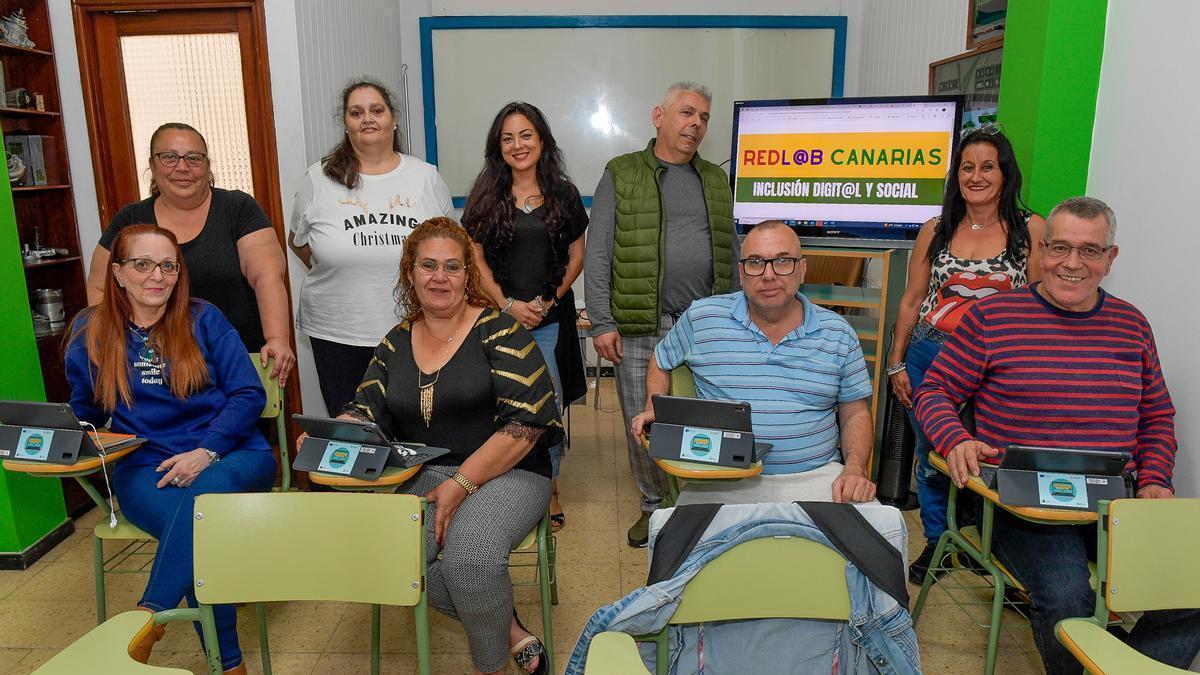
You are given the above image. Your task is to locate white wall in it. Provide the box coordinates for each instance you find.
[856,0,968,98]
[1089,2,1200,498]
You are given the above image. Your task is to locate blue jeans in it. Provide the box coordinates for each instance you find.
[531,323,564,479]
[113,450,276,670]
[905,329,951,544]
[992,509,1200,674]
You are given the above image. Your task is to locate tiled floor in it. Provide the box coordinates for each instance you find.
[0,379,1047,674]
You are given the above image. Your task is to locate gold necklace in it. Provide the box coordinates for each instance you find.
[416,319,461,427]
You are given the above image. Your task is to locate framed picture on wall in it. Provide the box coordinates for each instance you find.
[967,0,1006,49]
[930,42,1003,132]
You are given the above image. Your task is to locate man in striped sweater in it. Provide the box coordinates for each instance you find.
[915,196,1200,673]
[630,221,878,504]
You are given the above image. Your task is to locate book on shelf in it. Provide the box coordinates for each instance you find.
[4,133,50,185]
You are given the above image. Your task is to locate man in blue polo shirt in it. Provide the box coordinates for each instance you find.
[631,220,877,503]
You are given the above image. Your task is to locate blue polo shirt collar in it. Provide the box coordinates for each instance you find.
[732,291,820,341]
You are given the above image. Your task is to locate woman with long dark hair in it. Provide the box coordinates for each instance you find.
[66,224,275,673]
[461,102,587,530]
[289,79,454,415]
[886,127,1045,583]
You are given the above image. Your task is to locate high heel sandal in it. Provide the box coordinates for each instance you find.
[550,484,565,533]
[510,610,548,675]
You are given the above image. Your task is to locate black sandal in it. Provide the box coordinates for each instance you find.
[511,611,548,675]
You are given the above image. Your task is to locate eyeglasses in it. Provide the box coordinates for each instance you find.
[1041,241,1112,261]
[960,122,1005,140]
[414,259,465,276]
[153,151,208,168]
[119,258,181,275]
[739,256,800,276]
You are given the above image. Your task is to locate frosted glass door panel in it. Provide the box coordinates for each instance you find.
[121,33,254,198]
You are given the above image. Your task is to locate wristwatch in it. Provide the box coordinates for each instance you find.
[885,362,907,377]
[203,449,219,464]
[502,297,515,314]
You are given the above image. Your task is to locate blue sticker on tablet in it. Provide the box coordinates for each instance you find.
[318,441,361,475]
[1037,472,1088,508]
[679,426,722,464]
[15,427,54,461]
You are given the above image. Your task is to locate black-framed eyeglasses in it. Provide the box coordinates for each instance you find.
[1040,241,1112,261]
[153,151,208,168]
[739,256,800,276]
[960,121,1005,140]
[119,258,181,275]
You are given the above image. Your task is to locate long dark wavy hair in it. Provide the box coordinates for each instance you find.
[927,129,1032,263]
[461,101,581,299]
[322,79,404,190]
[394,217,492,325]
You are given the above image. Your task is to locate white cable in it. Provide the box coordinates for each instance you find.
[79,421,118,529]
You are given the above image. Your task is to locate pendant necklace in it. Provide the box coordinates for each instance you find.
[417,319,460,428]
[520,193,543,214]
[129,324,162,366]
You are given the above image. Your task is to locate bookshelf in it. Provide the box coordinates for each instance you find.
[801,247,907,472]
[1,1,85,405]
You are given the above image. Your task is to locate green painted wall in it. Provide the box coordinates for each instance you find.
[0,129,69,553]
[998,0,1109,216]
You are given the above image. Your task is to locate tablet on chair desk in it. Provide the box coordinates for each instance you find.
[647,395,772,469]
[0,401,141,465]
[292,414,450,481]
[995,444,1133,511]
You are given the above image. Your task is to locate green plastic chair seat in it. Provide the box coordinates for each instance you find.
[585,632,651,675]
[32,610,190,674]
[1057,618,1190,674]
[95,514,152,541]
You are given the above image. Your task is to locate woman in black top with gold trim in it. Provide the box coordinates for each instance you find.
[344,217,557,675]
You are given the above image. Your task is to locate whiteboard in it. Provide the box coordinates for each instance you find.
[421,16,845,203]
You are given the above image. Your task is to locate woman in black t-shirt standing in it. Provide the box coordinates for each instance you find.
[85,122,295,386]
[462,102,587,531]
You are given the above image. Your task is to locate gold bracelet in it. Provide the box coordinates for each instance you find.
[452,472,479,496]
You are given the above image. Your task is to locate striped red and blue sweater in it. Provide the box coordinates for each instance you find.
[914,284,1176,491]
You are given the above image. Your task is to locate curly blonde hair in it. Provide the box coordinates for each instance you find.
[394,216,492,324]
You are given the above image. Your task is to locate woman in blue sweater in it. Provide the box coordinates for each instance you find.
[65,223,275,674]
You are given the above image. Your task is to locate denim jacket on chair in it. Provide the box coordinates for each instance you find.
[564,502,921,674]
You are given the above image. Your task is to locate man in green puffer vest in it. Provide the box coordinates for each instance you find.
[584,81,741,547]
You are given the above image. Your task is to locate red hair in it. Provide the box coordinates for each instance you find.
[68,225,208,411]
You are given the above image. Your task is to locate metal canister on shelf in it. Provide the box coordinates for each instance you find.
[32,288,65,332]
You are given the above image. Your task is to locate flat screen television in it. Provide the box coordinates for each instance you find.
[729,95,964,241]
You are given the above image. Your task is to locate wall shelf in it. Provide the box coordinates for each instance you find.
[0,41,52,57]
[0,106,60,117]
[12,184,70,192]
[24,255,81,270]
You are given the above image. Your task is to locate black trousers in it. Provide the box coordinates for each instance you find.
[309,336,376,415]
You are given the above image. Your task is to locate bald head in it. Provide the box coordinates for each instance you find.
[740,221,806,316]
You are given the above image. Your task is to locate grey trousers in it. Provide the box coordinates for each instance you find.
[400,463,550,672]
[614,315,674,513]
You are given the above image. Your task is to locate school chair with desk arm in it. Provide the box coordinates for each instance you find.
[303,445,559,675]
[910,450,1101,675]
[1056,498,1200,675]
[581,535,852,675]
[33,492,433,675]
[644,365,765,508]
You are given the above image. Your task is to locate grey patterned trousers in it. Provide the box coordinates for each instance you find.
[400,463,550,672]
[614,314,674,513]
